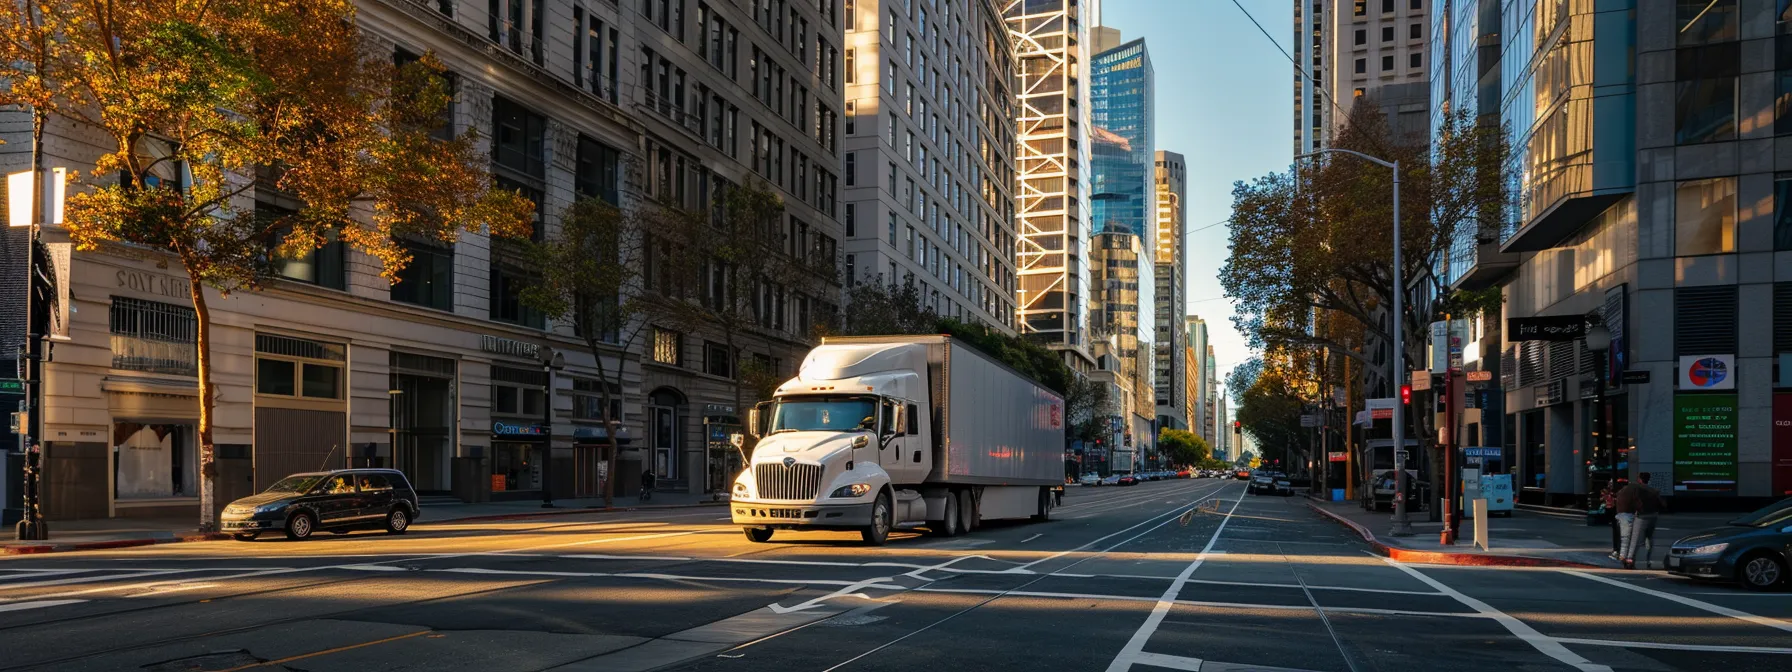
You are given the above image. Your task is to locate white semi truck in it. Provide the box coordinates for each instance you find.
[729,335,1066,545]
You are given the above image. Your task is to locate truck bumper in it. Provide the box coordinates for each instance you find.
[732,501,875,528]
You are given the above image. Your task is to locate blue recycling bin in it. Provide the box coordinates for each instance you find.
[1331,488,1345,502]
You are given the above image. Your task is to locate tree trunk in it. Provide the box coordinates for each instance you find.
[189,276,217,532]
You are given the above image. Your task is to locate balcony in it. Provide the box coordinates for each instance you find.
[1451,240,1521,291]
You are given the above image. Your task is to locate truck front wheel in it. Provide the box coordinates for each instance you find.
[861,492,892,546]
[743,526,774,543]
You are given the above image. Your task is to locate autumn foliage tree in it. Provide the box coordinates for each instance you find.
[0,0,533,530]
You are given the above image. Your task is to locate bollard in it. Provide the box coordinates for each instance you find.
[1473,498,1489,551]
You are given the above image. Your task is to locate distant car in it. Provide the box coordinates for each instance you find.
[1117,474,1140,486]
[1248,474,1276,495]
[1234,470,1252,481]
[1667,497,1792,591]
[221,469,420,541]
[1078,473,1102,487]
[1177,469,1192,479]
[1101,474,1123,486]
[1272,476,1294,496]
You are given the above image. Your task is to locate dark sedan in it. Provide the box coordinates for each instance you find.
[1666,497,1791,591]
[221,468,421,541]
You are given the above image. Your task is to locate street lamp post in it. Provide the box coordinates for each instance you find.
[1294,148,1408,536]
[540,347,565,509]
[1583,323,1612,523]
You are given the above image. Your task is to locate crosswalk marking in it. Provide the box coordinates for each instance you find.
[0,599,86,613]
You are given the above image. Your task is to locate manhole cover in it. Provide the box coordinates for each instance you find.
[143,650,264,671]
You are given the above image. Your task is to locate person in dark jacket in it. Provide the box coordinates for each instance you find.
[639,469,656,502]
[1616,472,1665,569]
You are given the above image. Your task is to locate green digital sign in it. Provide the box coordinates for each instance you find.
[0,379,22,394]
[1674,393,1738,494]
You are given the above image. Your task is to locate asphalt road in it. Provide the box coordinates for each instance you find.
[1,478,1788,672]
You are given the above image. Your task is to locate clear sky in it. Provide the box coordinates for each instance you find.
[1102,0,1294,397]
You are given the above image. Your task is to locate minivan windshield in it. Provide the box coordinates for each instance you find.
[265,474,327,494]
[1730,497,1792,528]
[770,396,877,433]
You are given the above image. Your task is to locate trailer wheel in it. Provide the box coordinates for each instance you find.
[958,489,977,532]
[861,491,892,546]
[743,526,774,543]
[929,493,961,537]
[1031,486,1054,522]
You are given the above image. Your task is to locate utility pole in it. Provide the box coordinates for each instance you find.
[13,106,53,540]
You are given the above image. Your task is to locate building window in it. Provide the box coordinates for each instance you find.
[1410,23,1421,40]
[490,264,545,328]
[1777,173,1792,251]
[1410,0,1420,8]
[263,210,346,290]
[572,378,622,422]
[1676,43,1739,144]
[652,327,683,365]
[1382,0,1393,12]
[1381,26,1393,42]
[1677,0,1737,46]
[109,297,197,376]
[1410,52,1422,68]
[1676,177,1737,256]
[1777,38,1792,136]
[254,334,346,399]
[1381,55,1393,71]
[491,365,547,417]
[1355,58,1366,74]
[705,341,733,377]
[845,151,856,186]
[1354,29,1365,46]
[391,239,454,310]
[575,135,621,204]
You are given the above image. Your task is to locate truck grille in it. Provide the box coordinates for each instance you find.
[755,462,823,500]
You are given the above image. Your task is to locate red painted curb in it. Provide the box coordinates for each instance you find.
[0,503,724,555]
[1305,502,1600,569]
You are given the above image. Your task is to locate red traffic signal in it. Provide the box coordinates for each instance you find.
[1400,385,1412,405]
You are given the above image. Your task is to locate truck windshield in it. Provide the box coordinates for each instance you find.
[770,396,877,433]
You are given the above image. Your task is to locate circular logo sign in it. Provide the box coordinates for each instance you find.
[1688,357,1729,388]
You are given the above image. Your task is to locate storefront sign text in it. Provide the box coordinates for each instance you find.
[493,421,548,436]
[115,269,191,300]
[481,335,540,360]
[1507,315,1587,342]
[1674,394,1738,494]
[1678,354,1734,391]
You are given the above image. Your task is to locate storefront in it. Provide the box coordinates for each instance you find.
[702,403,740,496]
[491,421,547,497]
[390,351,457,493]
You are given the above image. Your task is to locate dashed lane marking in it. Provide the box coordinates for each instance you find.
[0,599,86,613]
[1104,490,1246,672]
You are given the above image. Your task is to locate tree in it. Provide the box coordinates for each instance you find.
[1228,358,1307,469]
[648,180,835,434]
[834,278,939,336]
[1158,428,1210,467]
[521,197,663,507]
[0,0,533,530]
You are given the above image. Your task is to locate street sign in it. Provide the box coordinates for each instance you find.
[1327,451,1347,462]
[1621,370,1650,385]
[9,411,23,433]
[1465,370,1493,383]
[1507,315,1587,341]
[1366,397,1395,420]
[0,379,22,394]
[1411,371,1432,391]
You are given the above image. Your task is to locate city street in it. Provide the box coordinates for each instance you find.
[0,479,1787,672]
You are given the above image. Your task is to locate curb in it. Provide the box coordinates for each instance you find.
[0,501,726,556]
[1305,502,1600,569]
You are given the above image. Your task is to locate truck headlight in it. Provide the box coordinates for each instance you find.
[1687,542,1728,556]
[830,483,873,498]
[733,482,750,497]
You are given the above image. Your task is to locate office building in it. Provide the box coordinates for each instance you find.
[840,0,1021,330]
[1154,151,1187,431]
[1005,0,1094,368]
[1295,0,1433,153]
[0,0,842,520]
[1188,316,1210,442]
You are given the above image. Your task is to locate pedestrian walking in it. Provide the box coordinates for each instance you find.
[1610,477,1636,567]
[639,469,656,503]
[1618,472,1666,570]
[1599,481,1621,560]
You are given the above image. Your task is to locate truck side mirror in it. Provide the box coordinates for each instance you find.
[746,408,761,438]
[891,403,907,436]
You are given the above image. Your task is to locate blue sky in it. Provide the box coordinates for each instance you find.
[1103,0,1294,395]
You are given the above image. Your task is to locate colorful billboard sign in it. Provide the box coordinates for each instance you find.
[1674,394,1738,494]
[1677,355,1734,391]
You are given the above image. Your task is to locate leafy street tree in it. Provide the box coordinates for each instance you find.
[0,0,534,530]
[836,277,939,336]
[1157,428,1210,467]
[521,197,663,507]
[647,180,835,435]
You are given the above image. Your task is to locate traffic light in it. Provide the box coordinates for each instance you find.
[1400,384,1412,405]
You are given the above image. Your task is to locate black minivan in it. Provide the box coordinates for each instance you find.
[221,468,421,541]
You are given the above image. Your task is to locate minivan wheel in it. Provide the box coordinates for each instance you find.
[386,507,410,534]
[285,511,315,540]
[1739,552,1787,591]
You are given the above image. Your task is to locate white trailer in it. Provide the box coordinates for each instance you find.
[729,335,1066,544]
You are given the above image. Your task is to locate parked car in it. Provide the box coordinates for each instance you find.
[1234,470,1252,481]
[1116,473,1140,486]
[1177,469,1192,479]
[1078,473,1102,487]
[221,469,420,541]
[1247,473,1275,495]
[1101,474,1123,486]
[1272,475,1294,496]
[1667,497,1792,591]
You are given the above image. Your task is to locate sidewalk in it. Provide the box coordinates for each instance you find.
[1305,496,1738,568]
[1,490,727,555]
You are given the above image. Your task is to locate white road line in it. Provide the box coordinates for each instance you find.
[1563,570,1792,634]
[0,569,194,591]
[1104,490,1245,672]
[1021,534,1042,544]
[1380,557,1610,672]
[1016,481,1236,574]
[1037,572,1441,595]
[0,570,94,582]
[1124,652,1203,671]
[0,599,86,613]
[420,566,897,589]
[1552,637,1792,655]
